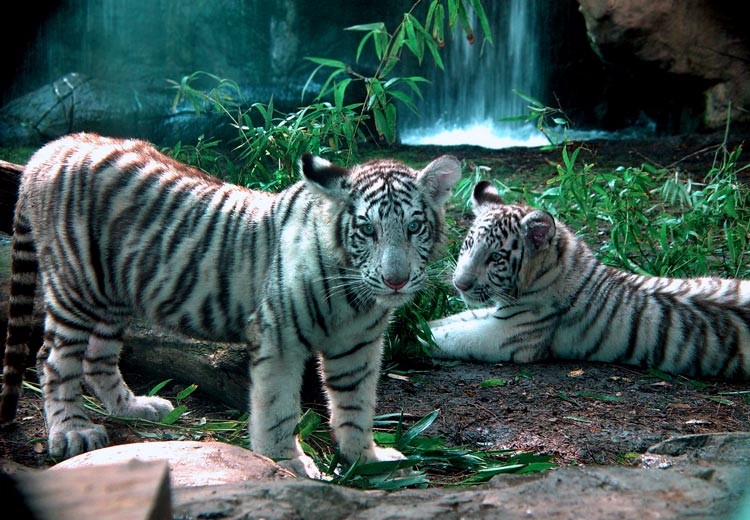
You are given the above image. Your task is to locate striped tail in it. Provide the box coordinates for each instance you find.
[1,213,38,423]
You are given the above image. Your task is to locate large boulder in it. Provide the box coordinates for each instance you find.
[577,0,750,131]
[0,72,318,148]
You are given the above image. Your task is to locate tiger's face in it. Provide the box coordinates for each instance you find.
[301,154,461,308]
[453,181,556,307]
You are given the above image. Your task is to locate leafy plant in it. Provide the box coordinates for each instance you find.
[501,89,570,147]
[497,136,750,280]
[167,72,365,190]
[298,408,555,489]
[304,0,493,144]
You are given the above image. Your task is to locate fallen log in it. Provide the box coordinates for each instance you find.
[0,266,251,409]
[0,160,23,236]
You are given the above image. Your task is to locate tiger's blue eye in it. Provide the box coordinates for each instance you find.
[407,220,421,233]
[361,223,375,236]
[489,251,502,262]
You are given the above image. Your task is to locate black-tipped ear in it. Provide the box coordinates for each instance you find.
[471,181,504,215]
[300,154,351,199]
[521,210,556,251]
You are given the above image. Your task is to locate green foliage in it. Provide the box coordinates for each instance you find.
[167,71,365,190]
[0,146,36,165]
[529,142,750,279]
[298,409,554,489]
[167,135,242,182]
[501,89,570,147]
[305,0,492,144]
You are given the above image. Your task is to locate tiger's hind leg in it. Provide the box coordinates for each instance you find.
[41,312,174,459]
[83,320,173,422]
[38,313,109,459]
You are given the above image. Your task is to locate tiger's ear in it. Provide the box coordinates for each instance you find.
[471,181,504,216]
[416,155,461,206]
[300,154,351,200]
[521,210,556,252]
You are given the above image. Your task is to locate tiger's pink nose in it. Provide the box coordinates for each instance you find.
[383,276,408,290]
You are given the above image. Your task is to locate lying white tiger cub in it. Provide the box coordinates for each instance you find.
[429,181,750,380]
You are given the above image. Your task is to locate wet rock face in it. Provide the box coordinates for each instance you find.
[0,72,302,148]
[0,0,384,148]
[577,0,750,130]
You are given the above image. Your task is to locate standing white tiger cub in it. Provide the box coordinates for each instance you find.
[429,181,750,380]
[0,132,461,477]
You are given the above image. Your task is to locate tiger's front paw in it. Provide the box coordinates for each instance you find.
[116,395,174,421]
[276,453,323,479]
[370,446,407,463]
[48,423,109,459]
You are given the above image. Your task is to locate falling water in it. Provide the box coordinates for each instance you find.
[400,0,549,148]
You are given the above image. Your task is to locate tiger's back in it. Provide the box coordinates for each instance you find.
[429,181,750,380]
[17,133,275,340]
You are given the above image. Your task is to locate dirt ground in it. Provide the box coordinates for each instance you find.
[2,126,750,476]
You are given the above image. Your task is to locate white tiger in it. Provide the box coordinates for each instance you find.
[429,180,750,380]
[0,132,461,477]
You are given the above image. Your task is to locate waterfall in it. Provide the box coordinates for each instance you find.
[400,0,548,148]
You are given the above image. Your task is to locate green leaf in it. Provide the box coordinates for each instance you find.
[334,78,352,109]
[432,3,445,44]
[345,22,386,32]
[384,102,397,143]
[295,409,323,440]
[403,15,423,63]
[447,0,458,27]
[148,379,173,397]
[304,57,347,69]
[480,378,508,388]
[456,1,473,41]
[373,108,387,138]
[355,32,374,63]
[176,384,198,401]
[646,368,673,381]
[374,28,390,61]
[160,404,188,425]
[397,410,439,448]
[348,458,420,476]
[469,0,494,44]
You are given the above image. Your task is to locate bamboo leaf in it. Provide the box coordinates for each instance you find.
[304,57,347,69]
[176,384,198,400]
[345,22,386,32]
[355,32,374,63]
[148,379,173,397]
[469,0,494,44]
[334,78,352,109]
[397,409,439,448]
[160,404,187,425]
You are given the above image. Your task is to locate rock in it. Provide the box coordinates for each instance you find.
[10,433,747,519]
[169,433,750,519]
[576,0,750,131]
[646,432,750,464]
[51,440,295,487]
[0,73,239,148]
